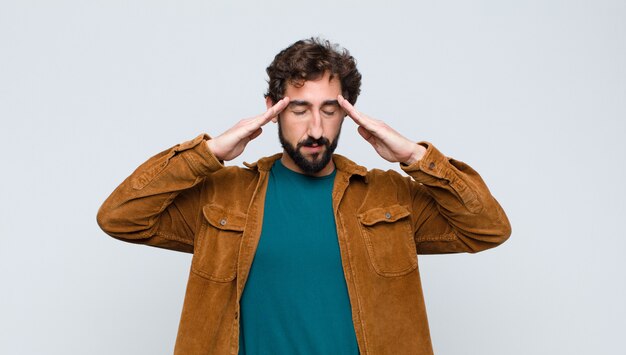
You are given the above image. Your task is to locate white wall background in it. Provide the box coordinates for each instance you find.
[1,1,624,354]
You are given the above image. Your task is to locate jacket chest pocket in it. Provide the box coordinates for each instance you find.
[358,204,418,277]
[192,205,246,282]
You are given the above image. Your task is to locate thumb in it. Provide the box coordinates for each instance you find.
[249,127,263,141]
[357,126,376,145]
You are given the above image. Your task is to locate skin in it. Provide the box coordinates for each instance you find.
[268,71,345,176]
[337,94,426,166]
[207,71,426,175]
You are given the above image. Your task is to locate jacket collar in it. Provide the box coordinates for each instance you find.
[243,153,368,178]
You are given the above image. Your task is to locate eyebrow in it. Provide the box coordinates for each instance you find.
[288,99,340,108]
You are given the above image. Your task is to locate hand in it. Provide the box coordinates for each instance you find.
[338,95,426,165]
[207,97,290,161]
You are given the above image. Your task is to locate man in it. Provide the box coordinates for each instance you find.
[97,38,511,354]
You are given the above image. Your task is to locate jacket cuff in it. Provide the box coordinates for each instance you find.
[176,133,225,175]
[401,142,483,213]
[400,141,448,181]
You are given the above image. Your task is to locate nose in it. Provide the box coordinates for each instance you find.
[307,110,323,139]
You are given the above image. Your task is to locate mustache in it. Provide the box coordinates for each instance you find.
[297,136,330,148]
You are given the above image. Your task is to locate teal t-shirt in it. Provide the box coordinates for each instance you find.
[239,159,359,355]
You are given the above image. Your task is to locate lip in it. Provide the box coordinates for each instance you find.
[302,145,323,153]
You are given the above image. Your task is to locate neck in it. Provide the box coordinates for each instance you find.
[280,152,336,177]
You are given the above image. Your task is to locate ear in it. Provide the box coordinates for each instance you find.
[266,96,279,123]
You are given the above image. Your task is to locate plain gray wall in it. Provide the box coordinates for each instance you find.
[1,1,624,354]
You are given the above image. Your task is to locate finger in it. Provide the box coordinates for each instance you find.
[357,125,377,146]
[249,127,263,141]
[338,95,376,130]
[259,97,290,125]
[337,95,360,121]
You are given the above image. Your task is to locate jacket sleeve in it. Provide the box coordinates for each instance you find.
[401,142,511,254]
[96,133,224,253]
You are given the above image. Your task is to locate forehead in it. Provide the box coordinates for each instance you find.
[284,72,342,103]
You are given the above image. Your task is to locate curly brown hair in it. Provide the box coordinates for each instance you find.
[265,37,362,105]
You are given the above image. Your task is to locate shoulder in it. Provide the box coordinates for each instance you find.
[207,153,283,182]
[333,153,412,188]
[365,168,412,191]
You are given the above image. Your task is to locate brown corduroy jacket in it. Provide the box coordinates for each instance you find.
[96,133,511,354]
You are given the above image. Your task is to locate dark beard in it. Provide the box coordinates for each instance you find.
[278,121,340,175]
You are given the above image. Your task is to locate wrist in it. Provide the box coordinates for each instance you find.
[402,143,427,166]
[206,139,223,161]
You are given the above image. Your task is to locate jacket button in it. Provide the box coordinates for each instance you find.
[220,219,227,226]
[428,162,436,170]
[385,212,391,219]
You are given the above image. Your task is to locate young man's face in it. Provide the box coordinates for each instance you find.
[267,71,345,176]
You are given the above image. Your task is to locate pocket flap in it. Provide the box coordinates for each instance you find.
[358,205,411,226]
[202,205,247,232]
